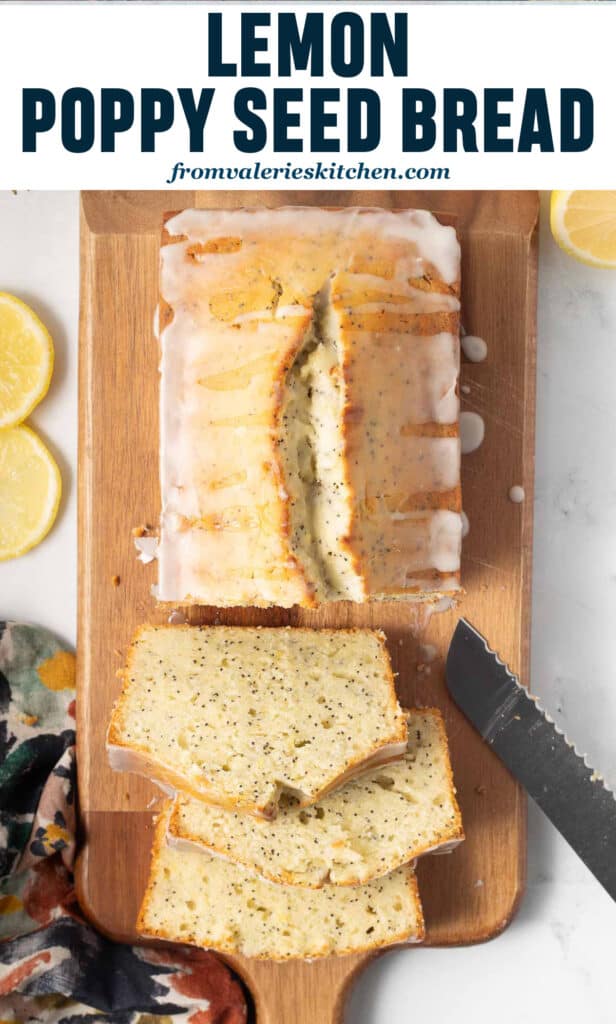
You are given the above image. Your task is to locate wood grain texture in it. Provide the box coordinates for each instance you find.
[76,189,539,1024]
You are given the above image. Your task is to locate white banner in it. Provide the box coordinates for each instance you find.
[1,2,614,189]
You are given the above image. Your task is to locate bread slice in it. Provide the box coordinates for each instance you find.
[138,809,425,960]
[107,625,407,818]
[168,708,463,887]
[157,207,462,608]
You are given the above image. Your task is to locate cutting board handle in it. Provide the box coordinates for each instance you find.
[234,955,366,1024]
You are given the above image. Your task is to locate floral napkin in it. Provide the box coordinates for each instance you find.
[0,621,247,1024]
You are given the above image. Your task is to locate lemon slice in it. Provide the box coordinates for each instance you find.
[550,191,616,269]
[0,293,54,428]
[0,425,61,560]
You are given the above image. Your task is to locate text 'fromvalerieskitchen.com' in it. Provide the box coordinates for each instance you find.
[164,160,452,185]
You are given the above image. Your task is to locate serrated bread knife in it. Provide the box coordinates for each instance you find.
[446,618,616,902]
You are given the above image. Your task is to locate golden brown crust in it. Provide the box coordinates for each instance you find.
[338,253,462,601]
[414,706,464,842]
[159,210,318,607]
[135,807,171,936]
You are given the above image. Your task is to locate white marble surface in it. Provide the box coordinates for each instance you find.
[1,191,615,1021]
[0,192,78,647]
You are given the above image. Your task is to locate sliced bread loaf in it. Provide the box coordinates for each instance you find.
[138,809,425,959]
[107,625,407,818]
[158,207,461,608]
[168,708,463,887]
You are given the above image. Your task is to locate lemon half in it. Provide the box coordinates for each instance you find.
[0,425,61,560]
[0,293,54,428]
[550,191,616,269]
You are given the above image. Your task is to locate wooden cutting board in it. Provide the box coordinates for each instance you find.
[76,189,538,1024]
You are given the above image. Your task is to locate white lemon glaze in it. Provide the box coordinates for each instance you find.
[158,208,462,606]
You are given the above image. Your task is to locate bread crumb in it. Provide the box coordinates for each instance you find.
[111,575,121,587]
[132,524,151,537]
[475,784,487,796]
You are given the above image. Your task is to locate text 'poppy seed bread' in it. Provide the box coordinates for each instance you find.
[168,708,463,887]
[157,206,462,608]
[138,809,425,960]
[107,625,407,818]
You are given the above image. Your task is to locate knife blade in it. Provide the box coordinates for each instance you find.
[446,618,616,901]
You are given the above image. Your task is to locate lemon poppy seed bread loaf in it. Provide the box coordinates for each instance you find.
[157,206,462,608]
